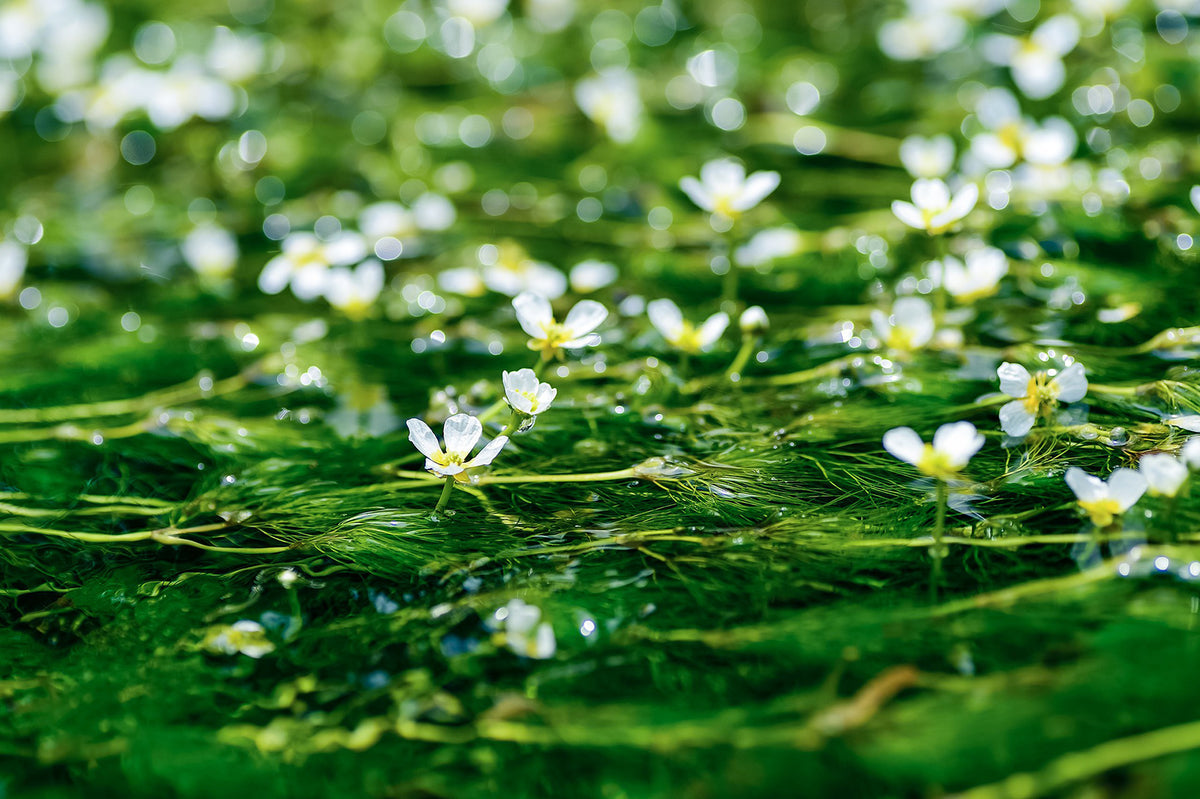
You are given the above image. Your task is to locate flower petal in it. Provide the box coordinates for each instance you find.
[883,427,925,465]
[406,418,443,460]
[731,170,780,211]
[1065,467,1105,503]
[1140,453,1188,497]
[999,400,1036,437]
[1052,362,1088,403]
[442,413,482,460]
[891,200,925,230]
[932,421,984,468]
[466,434,509,468]
[911,178,950,211]
[512,292,554,338]
[696,312,730,349]
[679,176,712,212]
[563,299,608,338]
[1107,467,1147,510]
[647,298,684,341]
[997,362,1032,398]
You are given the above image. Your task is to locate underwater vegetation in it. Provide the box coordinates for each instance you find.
[6,0,1200,796]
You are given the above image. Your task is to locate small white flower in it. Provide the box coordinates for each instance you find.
[438,266,488,297]
[206,26,265,83]
[1065,466,1146,528]
[407,413,508,479]
[982,15,1079,100]
[892,178,978,234]
[324,259,384,320]
[359,202,417,250]
[574,68,643,144]
[899,134,956,178]
[496,599,556,659]
[969,90,1077,169]
[205,619,275,658]
[0,240,28,300]
[877,12,967,61]
[502,368,557,416]
[258,231,367,300]
[568,260,618,293]
[932,246,1008,303]
[997,361,1088,437]
[871,296,935,352]
[1182,438,1200,471]
[412,193,456,231]
[734,227,804,267]
[679,159,780,227]
[883,421,985,481]
[739,305,769,335]
[481,241,567,299]
[647,298,729,354]
[513,292,608,357]
[1140,453,1189,498]
[181,224,238,282]
[444,0,509,27]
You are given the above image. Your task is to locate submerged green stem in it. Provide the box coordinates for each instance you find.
[432,476,456,520]
[932,480,948,600]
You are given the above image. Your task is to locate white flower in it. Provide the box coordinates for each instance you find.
[932,246,1008,303]
[997,361,1087,437]
[205,620,275,658]
[0,240,28,300]
[324,259,384,320]
[871,297,935,352]
[1182,438,1200,471]
[206,26,265,83]
[982,15,1079,100]
[647,298,729,354]
[734,227,804,267]
[568,260,618,293]
[412,193,456,231]
[877,12,967,61]
[481,241,567,299]
[883,421,985,481]
[574,68,642,144]
[679,159,780,226]
[407,413,508,479]
[1071,0,1129,17]
[258,231,367,300]
[181,224,238,282]
[359,202,417,252]
[496,599,556,659]
[739,305,769,334]
[1140,454,1189,498]
[513,292,608,357]
[892,178,978,234]
[900,134,956,178]
[445,0,509,27]
[502,368,556,416]
[438,266,487,297]
[969,90,1077,169]
[1065,466,1146,527]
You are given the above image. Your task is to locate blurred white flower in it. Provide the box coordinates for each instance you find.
[931,245,1008,303]
[1182,438,1200,471]
[568,260,618,293]
[900,134,956,178]
[739,305,769,335]
[482,242,567,299]
[324,259,384,320]
[734,227,803,267]
[883,421,984,481]
[877,12,967,61]
[970,90,1077,169]
[413,193,457,231]
[205,620,275,658]
[982,15,1079,100]
[997,362,1087,438]
[575,68,642,144]
[181,224,238,283]
[1071,0,1130,21]
[1066,466,1146,527]
[647,298,729,354]
[0,240,28,300]
[679,159,780,227]
[359,202,417,259]
[1140,453,1189,498]
[496,599,556,659]
[444,0,509,27]
[513,292,608,356]
[145,56,236,130]
[438,266,487,297]
[206,26,265,83]
[892,178,977,234]
[871,297,935,352]
[259,231,368,300]
[407,413,508,479]
[503,368,556,416]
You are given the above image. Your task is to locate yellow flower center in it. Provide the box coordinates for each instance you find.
[671,322,705,354]
[711,194,740,219]
[1079,498,1122,528]
[916,445,961,481]
[886,326,920,352]
[1021,372,1060,417]
[513,388,541,413]
[998,122,1024,158]
[527,320,570,356]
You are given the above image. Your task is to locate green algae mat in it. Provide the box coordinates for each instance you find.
[6,0,1200,796]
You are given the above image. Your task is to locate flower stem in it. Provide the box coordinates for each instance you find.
[720,227,740,311]
[725,336,759,381]
[932,480,948,601]
[432,476,456,520]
